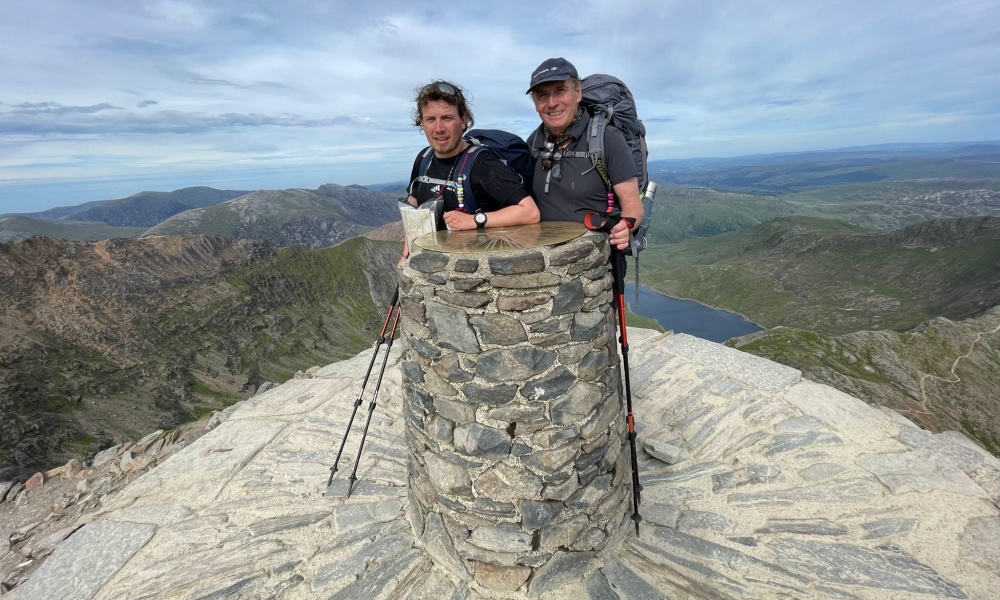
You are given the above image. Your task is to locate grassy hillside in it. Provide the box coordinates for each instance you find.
[648,184,798,243]
[150,237,399,385]
[641,216,1000,335]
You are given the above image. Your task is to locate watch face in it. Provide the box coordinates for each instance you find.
[475,212,487,225]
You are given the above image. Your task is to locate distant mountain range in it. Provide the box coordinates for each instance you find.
[3,141,999,246]
[1,184,402,247]
[650,141,1000,194]
[143,184,401,247]
[650,176,1000,243]
[15,187,250,224]
[0,216,147,243]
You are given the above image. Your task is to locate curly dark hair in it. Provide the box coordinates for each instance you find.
[413,80,474,131]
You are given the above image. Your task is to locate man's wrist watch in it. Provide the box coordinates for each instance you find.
[474,211,487,229]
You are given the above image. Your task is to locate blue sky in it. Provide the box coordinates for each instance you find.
[2,0,999,214]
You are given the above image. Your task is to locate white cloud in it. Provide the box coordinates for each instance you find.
[142,0,214,29]
[1,0,999,213]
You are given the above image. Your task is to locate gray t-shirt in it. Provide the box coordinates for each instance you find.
[528,110,638,223]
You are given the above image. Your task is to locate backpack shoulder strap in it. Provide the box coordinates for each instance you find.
[409,147,439,196]
[585,109,613,192]
[455,143,483,213]
[526,126,545,157]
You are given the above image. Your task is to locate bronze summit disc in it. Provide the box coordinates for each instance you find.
[413,221,588,254]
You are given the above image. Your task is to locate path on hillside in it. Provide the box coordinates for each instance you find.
[917,321,1000,409]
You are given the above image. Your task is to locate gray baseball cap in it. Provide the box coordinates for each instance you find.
[526,57,579,94]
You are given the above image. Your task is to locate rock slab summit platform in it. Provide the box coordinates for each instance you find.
[12,331,1000,599]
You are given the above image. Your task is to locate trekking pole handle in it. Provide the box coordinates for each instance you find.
[582,209,620,233]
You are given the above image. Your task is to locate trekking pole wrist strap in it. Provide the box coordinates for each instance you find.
[623,217,637,229]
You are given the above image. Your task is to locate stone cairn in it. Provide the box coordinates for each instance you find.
[398,228,633,594]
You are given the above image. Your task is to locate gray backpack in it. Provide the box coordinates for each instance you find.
[581,76,648,190]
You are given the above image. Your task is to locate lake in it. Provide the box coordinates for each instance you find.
[624,283,763,343]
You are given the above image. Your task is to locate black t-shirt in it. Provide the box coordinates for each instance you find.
[408,147,529,213]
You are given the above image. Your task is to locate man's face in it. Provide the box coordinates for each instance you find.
[531,79,581,134]
[420,100,468,158]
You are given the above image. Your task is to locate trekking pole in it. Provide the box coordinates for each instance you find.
[345,304,402,498]
[583,209,643,537]
[611,247,643,537]
[327,287,400,487]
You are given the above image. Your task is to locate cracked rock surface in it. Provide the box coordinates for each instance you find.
[3,331,999,599]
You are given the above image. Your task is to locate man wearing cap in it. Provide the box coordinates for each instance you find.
[401,80,540,260]
[525,58,642,251]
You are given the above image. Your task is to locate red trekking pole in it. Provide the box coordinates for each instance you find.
[611,246,643,536]
[584,210,643,537]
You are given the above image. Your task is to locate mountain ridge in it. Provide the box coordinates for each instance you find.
[69,187,251,227]
[8,186,249,224]
[0,184,403,247]
[0,233,400,481]
[142,184,400,248]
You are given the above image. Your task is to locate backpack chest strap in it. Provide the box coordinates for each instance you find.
[529,146,609,193]
[414,174,456,188]
[410,145,483,212]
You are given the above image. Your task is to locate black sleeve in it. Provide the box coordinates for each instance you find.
[604,126,639,186]
[469,151,531,211]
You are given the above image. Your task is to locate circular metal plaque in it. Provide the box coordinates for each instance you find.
[413,221,588,254]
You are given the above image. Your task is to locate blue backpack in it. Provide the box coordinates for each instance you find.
[412,129,533,213]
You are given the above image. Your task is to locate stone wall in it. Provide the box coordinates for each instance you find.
[398,230,633,595]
